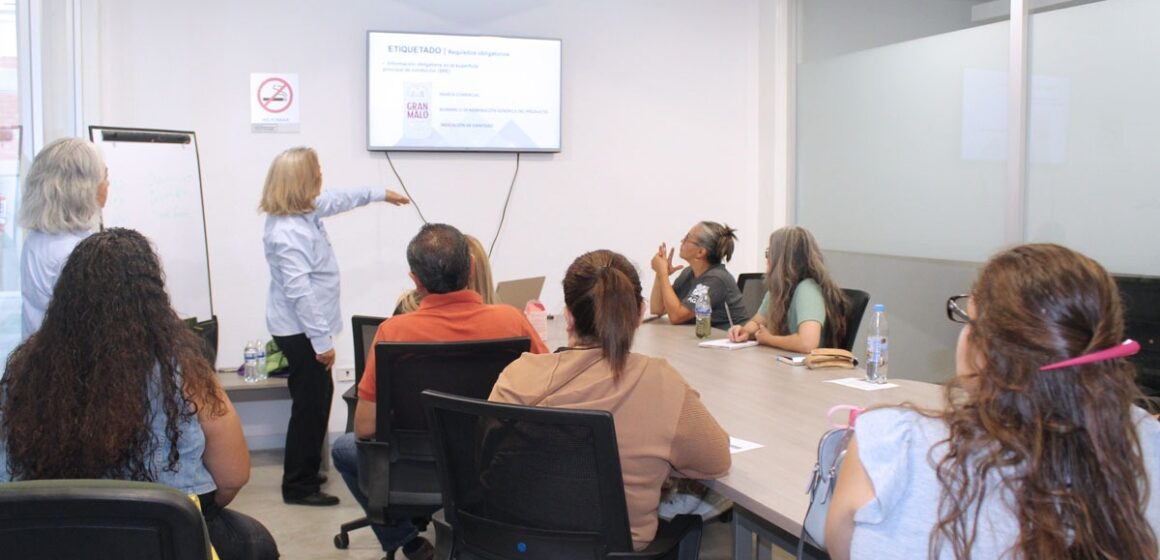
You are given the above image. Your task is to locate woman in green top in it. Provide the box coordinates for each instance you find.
[728,226,849,352]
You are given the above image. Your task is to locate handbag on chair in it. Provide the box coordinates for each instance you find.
[797,406,862,559]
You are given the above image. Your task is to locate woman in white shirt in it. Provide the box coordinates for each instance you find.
[18,137,108,337]
[259,146,408,506]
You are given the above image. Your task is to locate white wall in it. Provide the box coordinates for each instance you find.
[89,0,764,441]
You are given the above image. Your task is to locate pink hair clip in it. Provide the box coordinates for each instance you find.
[1038,339,1141,372]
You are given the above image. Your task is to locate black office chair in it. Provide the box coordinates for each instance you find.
[334,337,531,557]
[422,390,703,560]
[827,289,870,352]
[343,315,388,433]
[0,479,213,560]
[736,273,766,319]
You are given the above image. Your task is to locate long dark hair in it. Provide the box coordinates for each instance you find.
[933,243,1156,558]
[763,226,849,346]
[564,250,643,378]
[1,228,224,481]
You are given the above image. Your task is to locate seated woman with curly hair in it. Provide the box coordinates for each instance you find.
[0,228,278,560]
[825,244,1160,559]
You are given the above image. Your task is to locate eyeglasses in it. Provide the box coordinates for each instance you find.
[681,234,700,247]
[946,294,971,324]
[764,248,770,259]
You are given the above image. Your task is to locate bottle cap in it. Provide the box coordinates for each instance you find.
[873,303,885,312]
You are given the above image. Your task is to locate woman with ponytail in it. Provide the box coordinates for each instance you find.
[491,249,731,550]
[650,221,751,328]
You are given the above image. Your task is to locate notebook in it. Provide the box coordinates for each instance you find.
[495,276,546,309]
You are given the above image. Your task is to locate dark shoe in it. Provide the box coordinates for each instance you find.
[283,491,340,506]
[313,474,328,485]
[402,537,434,560]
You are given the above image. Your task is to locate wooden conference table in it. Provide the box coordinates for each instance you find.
[545,319,945,559]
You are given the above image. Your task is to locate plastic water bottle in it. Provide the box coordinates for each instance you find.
[244,341,259,383]
[694,287,713,340]
[255,340,268,381]
[865,304,889,383]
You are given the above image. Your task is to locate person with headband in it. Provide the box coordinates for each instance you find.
[18,137,110,338]
[492,249,731,550]
[728,226,850,353]
[825,244,1160,559]
[259,146,409,507]
[650,221,750,329]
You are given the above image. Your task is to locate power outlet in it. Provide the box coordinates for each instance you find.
[335,367,355,383]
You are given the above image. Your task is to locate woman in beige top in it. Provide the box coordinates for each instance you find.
[490,249,731,550]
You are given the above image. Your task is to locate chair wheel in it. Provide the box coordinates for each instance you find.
[334,532,349,549]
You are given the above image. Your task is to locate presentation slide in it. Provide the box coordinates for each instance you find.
[367,32,562,152]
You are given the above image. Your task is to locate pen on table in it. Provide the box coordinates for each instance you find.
[724,301,735,330]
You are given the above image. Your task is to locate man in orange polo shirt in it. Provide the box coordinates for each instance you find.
[331,223,548,560]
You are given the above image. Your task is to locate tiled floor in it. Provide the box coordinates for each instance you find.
[229,449,741,560]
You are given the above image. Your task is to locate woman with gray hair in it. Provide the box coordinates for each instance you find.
[650,220,750,329]
[18,137,109,337]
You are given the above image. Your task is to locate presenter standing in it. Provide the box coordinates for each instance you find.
[18,137,109,338]
[259,147,409,506]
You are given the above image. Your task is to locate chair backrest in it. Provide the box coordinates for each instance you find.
[0,479,212,560]
[351,315,387,387]
[737,272,766,319]
[831,288,871,352]
[422,390,635,558]
[375,337,531,440]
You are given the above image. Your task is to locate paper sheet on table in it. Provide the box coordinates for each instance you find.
[698,338,758,350]
[825,377,900,391]
[729,436,763,454]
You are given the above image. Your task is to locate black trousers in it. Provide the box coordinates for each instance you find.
[273,333,334,499]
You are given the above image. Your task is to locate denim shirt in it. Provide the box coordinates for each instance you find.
[263,189,383,354]
[0,368,217,495]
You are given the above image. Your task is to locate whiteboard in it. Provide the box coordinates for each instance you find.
[89,126,214,321]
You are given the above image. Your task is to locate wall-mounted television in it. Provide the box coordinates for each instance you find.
[367,31,562,153]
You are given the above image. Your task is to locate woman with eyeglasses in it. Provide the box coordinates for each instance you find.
[824,244,1160,559]
[649,221,750,329]
[727,226,850,352]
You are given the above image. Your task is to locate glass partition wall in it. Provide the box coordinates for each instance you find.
[796,0,1009,263]
[792,0,1158,381]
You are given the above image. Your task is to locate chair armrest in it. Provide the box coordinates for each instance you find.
[355,438,393,521]
[608,514,702,560]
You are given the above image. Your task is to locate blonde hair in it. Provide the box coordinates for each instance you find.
[393,289,422,315]
[258,147,321,215]
[19,138,105,233]
[465,235,496,304]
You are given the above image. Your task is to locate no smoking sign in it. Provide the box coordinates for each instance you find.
[258,77,293,113]
[251,73,300,133]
